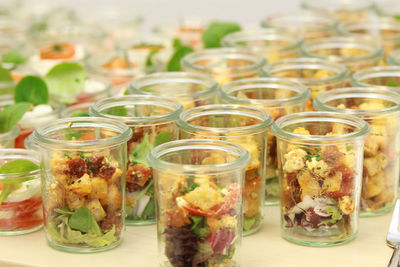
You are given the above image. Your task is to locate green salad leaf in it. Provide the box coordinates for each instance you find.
[69,206,102,235]
[0,66,13,83]
[45,62,86,95]
[106,106,128,116]
[395,14,400,21]
[71,111,89,117]
[0,159,39,204]
[129,133,153,166]
[243,214,261,232]
[190,216,211,238]
[2,50,25,65]
[140,198,155,220]
[202,22,241,48]
[146,49,159,67]
[126,180,154,210]
[154,131,172,147]
[193,242,214,265]
[0,102,31,133]
[387,81,399,87]
[14,76,49,105]
[65,129,93,140]
[167,38,194,71]
[318,206,343,226]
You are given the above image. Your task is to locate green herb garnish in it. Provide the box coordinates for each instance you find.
[154,131,172,147]
[45,62,86,96]
[71,111,89,117]
[305,154,323,162]
[167,38,194,71]
[14,76,49,105]
[145,49,159,67]
[0,102,31,133]
[129,133,153,166]
[190,216,211,238]
[106,106,128,116]
[180,183,200,194]
[202,22,241,48]
[387,81,399,87]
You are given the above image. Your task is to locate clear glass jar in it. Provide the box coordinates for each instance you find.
[388,49,400,66]
[0,125,19,148]
[372,0,400,20]
[60,102,92,118]
[350,66,400,91]
[33,117,132,253]
[218,78,310,206]
[89,95,183,225]
[261,11,339,41]
[339,18,400,57]
[0,148,43,235]
[301,0,375,23]
[181,48,266,87]
[177,104,273,235]
[221,29,303,63]
[147,139,250,267]
[300,36,384,73]
[262,58,350,110]
[272,111,369,246]
[128,72,218,109]
[153,17,209,50]
[314,87,400,216]
[0,95,63,149]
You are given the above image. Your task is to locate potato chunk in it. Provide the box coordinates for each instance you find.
[297,170,321,199]
[90,177,108,203]
[87,199,107,222]
[69,173,92,196]
[363,172,385,199]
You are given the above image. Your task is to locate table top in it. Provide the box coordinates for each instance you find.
[0,205,393,267]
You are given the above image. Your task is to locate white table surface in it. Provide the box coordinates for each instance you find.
[0,205,393,267]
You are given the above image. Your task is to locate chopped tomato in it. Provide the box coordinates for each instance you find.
[0,197,43,230]
[40,43,75,60]
[14,128,33,149]
[102,57,135,69]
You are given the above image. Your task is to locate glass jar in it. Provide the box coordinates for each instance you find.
[261,11,339,41]
[300,36,384,73]
[221,29,303,63]
[128,72,218,109]
[33,117,132,253]
[0,95,63,149]
[177,104,273,235]
[339,18,400,57]
[351,66,400,91]
[388,49,400,66]
[0,126,19,148]
[89,95,183,225]
[314,87,400,216]
[218,78,310,205]
[147,139,250,267]
[272,111,369,246]
[0,149,43,235]
[61,102,92,118]
[301,0,375,23]
[262,58,350,110]
[372,0,400,20]
[181,48,266,87]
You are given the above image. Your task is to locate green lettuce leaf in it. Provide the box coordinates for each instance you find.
[318,206,343,226]
[243,214,261,232]
[2,50,25,65]
[14,76,49,105]
[45,62,86,96]
[129,133,153,166]
[190,216,210,238]
[0,66,13,83]
[0,102,31,133]
[153,131,172,147]
[202,22,241,48]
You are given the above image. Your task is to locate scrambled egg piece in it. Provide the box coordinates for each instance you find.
[338,196,354,215]
[293,127,310,135]
[363,172,385,199]
[306,158,331,177]
[321,172,342,193]
[359,102,386,110]
[283,149,307,173]
[297,170,321,199]
[364,153,387,177]
[183,183,223,211]
[69,173,92,196]
[364,124,387,156]
[207,214,237,232]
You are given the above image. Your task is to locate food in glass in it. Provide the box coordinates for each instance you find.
[300,36,384,73]
[261,11,339,41]
[61,102,92,118]
[33,117,132,252]
[339,18,400,57]
[181,48,265,87]
[351,66,400,91]
[90,95,183,225]
[314,87,400,216]
[0,149,43,235]
[364,0,400,21]
[222,29,303,63]
[301,0,375,23]
[262,57,350,110]
[178,104,273,235]
[388,49,400,66]
[153,17,208,49]
[0,95,62,148]
[0,17,25,41]
[272,112,369,246]
[147,139,250,267]
[129,72,218,109]
[218,78,310,205]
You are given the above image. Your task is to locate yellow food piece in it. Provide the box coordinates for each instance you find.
[322,172,342,192]
[207,214,237,233]
[359,102,386,110]
[364,153,387,177]
[364,124,387,156]
[66,190,85,211]
[337,104,346,109]
[87,199,107,221]
[297,170,321,199]
[293,127,310,135]
[244,175,261,217]
[227,135,260,170]
[183,183,223,211]
[306,158,331,177]
[69,173,92,196]
[90,177,108,203]
[363,172,385,199]
[283,149,307,173]
[338,196,354,215]
[103,184,122,213]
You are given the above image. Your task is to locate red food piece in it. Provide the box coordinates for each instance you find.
[0,197,42,231]
[14,129,34,149]
[65,157,88,178]
[101,213,122,236]
[99,166,116,179]
[327,177,354,198]
[87,156,105,175]
[126,164,152,192]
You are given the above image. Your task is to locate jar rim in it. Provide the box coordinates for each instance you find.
[271,111,370,144]
[313,87,400,117]
[147,139,250,174]
[61,102,93,118]
[350,66,400,89]
[388,49,400,66]
[0,149,40,180]
[262,57,350,85]
[89,95,183,126]
[300,36,384,63]
[0,125,19,142]
[33,117,132,149]
[219,77,310,108]
[181,48,266,77]
[301,0,374,12]
[177,104,273,136]
[128,72,219,99]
